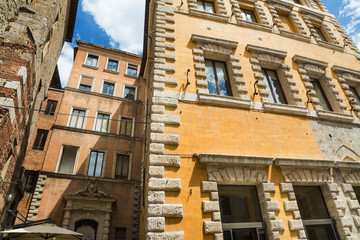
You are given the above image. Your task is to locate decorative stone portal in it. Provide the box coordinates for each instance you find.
[62,180,115,240]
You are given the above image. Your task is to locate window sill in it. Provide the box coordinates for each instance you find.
[189,9,229,23]
[124,74,138,79]
[316,110,354,123]
[198,93,251,109]
[279,30,311,43]
[198,154,273,166]
[263,102,309,116]
[317,41,344,52]
[103,69,119,75]
[274,158,335,168]
[82,64,98,70]
[237,20,273,32]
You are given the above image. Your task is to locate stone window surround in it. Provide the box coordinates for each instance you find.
[274,158,358,240]
[267,0,310,43]
[187,0,229,22]
[332,65,360,118]
[198,154,284,240]
[104,57,120,73]
[83,52,100,69]
[293,55,353,122]
[246,44,308,117]
[191,34,252,109]
[86,148,108,178]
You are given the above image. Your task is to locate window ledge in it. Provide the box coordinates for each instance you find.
[274,158,335,168]
[103,69,119,75]
[279,30,311,43]
[317,41,344,52]
[317,110,354,123]
[82,64,98,70]
[189,9,229,22]
[263,102,309,116]
[124,74,138,79]
[198,93,251,109]
[198,154,273,166]
[237,20,273,32]
[335,161,360,169]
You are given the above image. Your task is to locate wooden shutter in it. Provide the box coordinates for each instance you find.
[80,76,93,86]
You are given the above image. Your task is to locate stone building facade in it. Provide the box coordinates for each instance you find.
[16,40,145,240]
[0,0,78,222]
[139,0,360,239]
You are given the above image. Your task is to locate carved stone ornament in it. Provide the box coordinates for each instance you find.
[71,180,112,198]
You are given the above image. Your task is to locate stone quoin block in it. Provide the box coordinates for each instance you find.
[146,232,184,240]
[148,191,165,204]
[201,181,218,192]
[202,201,220,213]
[203,221,222,234]
[148,178,181,191]
[147,217,165,232]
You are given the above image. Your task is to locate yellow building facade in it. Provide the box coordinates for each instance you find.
[140,0,360,239]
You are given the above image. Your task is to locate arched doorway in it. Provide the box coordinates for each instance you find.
[75,219,98,240]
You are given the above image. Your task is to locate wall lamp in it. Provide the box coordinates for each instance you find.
[0,177,17,204]
[186,69,191,87]
[306,89,312,104]
[253,80,259,98]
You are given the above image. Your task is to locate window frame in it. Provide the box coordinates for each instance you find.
[262,68,288,104]
[55,145,80,175]
[113,153,132,180]
[122,85,138,101]
[83,52,100,68]
[77,74,95,92]
[349,86,360,106]
[44,100,58,116]
[310,78,333,111]
[197,0,216,14]
[67,107,87,129]
[87,149,106,177]
[93,111,111,133]
[101,80,116,96]
[32,129,49,150]
[313,26,328,42]
[239,7,258,23]
[105,58,120,73]
[118,115,135,137]
[205,59,233,97]
[125,63,139,77]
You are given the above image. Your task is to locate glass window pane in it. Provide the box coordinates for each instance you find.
[232,228,258,240]
[88,151,97,176]
[58,146,77,174]
[124,87,136,100]
[353,187,360,203]
[350,87,360,105]
[205,60,218,95]
[108,84,114,95]
[314,27,327,42]
[95,152,104,177]
[197,0,204,11]
[215,61,231,96]
[311,79,332,111]
[76,111,85,129]
[121,157,129,177]
[294,186,330,220]
[204,1,215,13]
[267,69,287,104]
[218,185,262,223]
[102,115,109,133]
[103,83,109,94]
[306,224,338,240]
[241,9,257,23]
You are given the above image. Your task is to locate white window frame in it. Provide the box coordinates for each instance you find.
[86,148,107,178]
[77,74,95,91]
[125,62,139,77]
[122,84,138,101]
[117,114,135,137]
[105,58,120,72]
[55,144,80,175]
[112,151,133,180]
[93,111,112,133]
[66,106,88,129]
[83,52,100,68]
[100,79,117,96]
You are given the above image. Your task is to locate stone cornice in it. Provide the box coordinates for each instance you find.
[299,7,325,21]
[293,55,328,68]
[267,0,294,10]
[335,161,360,169]
[198,154,273,166]
[317,110,354,123]
[191,34,238,49]
[332,65,360,77]
[246,44,287,58]
[263,102,308,116]
[274,158,335,168]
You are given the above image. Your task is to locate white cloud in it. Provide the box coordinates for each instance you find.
[82,0,145,54]
[57,42,74,87]
[340,0,360,48]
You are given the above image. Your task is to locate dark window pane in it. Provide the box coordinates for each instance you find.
[120,118,133,136]
[294,186,330,220]
[115,228,127,240]
[353,187,360,203]
[241,9,257,23]
[85,54,99,67]
[232,228,258,240]
[44,100,58,116]
[262,68,287,104]
[205,59,232,96]
[115,154,130,179]
[124,86,136,100]
[350,87,360,105]
[306,224,338,240]
[58,146,78,174]
[204,1,215,13]
[32,129,49,150]
[314,27,327,42]
[311,79,333,111]
[218,185,262,223]
[79,84,91,91]
[294,0,302,4]
[107,59,119,72]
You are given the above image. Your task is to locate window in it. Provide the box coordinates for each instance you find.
[311,79,333,111]
[197,0,215,13]
[79,75,93,91]
[106,59,119,72]
[240,8,257,23]
[219,185,267,240]
[88,151,104,177]
[262,68,287,104]
[85,54,99,67]
[314,27,327,42]
[115,154,130,179]
[279,14,296,32]
[115,228,127,240]
[353,187,360,203]
[32,129,49,150]
[294,186,339,240]
[126,64,138,77]
[119,117,133,136]
[205,59,232,96]
[58,146,78,174]
[294,0,302,4]
[24,170,39,194]
[69,109,86,129]
[95,113,110,133]
[102,82,115,95]
[44,100,57,116]
[350,86,360,105]
[123,86,136,100]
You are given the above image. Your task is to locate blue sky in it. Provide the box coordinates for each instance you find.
[57,0,360,86]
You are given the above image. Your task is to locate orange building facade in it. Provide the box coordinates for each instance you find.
[17,40,144,240]
[140,0,360,240]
